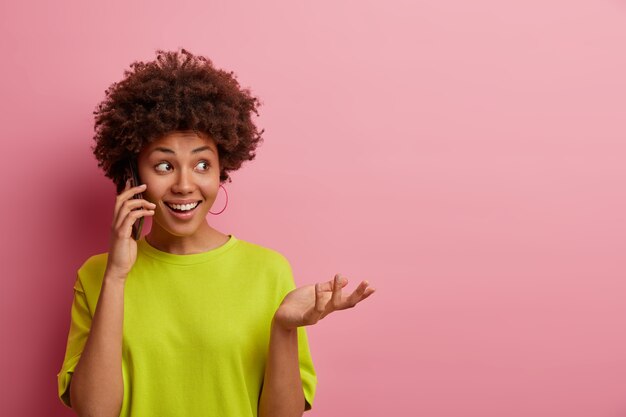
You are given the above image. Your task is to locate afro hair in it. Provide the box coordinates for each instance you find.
[92,48,264,193]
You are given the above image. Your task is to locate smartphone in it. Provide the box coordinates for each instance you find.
[128,160,144,240]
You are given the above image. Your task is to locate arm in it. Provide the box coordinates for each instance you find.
[261,273,376,415]
[70,179,155,416]
[69,273,125,417]
[258,318,305,417]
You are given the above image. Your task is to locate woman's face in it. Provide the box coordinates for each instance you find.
[136,131,221,238]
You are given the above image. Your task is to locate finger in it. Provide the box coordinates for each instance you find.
[112,178,132,225]
[117,208,154,239]
[115,184,146,220]
[115,183,148,216]
[120,183,147,202]
[318,274,349,293]
[114,198,156,229]
[317,279,334,292]
[331,274,344,309]
[362,283,376,298]
[313,283,326,322]
[344,281,375,309]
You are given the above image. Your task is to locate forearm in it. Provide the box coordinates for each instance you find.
[258,318,305,417]
[70,273,125,417]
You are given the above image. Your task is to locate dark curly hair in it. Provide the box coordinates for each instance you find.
[92,48,264,192]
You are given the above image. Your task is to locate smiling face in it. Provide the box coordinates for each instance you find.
[137,131,221,240]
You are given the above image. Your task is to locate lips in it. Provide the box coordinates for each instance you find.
[165,201,200,211]
[164,201,202,219]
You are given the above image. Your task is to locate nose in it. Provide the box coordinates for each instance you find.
[171,168,196,194]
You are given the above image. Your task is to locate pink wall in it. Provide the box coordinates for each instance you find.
[1,1,625,416]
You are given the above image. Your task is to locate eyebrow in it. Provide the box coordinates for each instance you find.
[150,146,214,155]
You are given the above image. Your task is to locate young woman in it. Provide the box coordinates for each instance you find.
[57,48,375,417]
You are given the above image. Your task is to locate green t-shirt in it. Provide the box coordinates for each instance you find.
[57,235,316,416]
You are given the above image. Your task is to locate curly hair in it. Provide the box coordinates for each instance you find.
[92,48,264,192]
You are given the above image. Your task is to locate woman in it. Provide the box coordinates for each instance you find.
[57,48,375,417]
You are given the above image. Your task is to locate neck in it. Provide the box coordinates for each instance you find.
[145,221,224,255]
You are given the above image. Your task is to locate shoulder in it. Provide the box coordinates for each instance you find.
[234,238,297,296]
[233,238,293,278]
[234,238,291,267]
[75,252,109,292]
[78,252,108,276]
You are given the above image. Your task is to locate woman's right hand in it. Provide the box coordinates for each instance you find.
[105,179,156,280]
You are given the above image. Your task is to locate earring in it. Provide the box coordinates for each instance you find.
[208,184,228,215]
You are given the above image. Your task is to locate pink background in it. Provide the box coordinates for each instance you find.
[1,1,625,416]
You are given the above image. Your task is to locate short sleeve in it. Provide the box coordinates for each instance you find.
[277,256,318,411]
[56,274,92,408]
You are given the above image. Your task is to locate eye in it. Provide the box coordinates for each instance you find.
[196,161,211,171]
[155,162,172,172]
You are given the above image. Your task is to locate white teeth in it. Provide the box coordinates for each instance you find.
[167,202,199,211]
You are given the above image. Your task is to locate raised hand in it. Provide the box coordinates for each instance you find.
[105,179,155,280]
[273,274,376,330]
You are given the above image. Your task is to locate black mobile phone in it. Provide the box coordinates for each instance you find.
[128,160,144,241]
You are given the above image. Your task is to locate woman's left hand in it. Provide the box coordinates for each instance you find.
[273,274,376,330]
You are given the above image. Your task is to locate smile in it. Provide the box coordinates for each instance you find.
[164,201,202,219]
[165,201,200,212]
